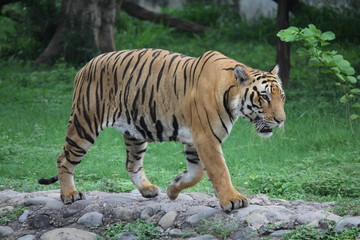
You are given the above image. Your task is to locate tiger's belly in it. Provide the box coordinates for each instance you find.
[112,117,193,144]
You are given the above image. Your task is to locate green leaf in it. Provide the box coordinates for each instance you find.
[277,27,299,42]
[321,31,335,41]
[350,114,359,120]
[333,55,355,75]
[309,57,320,65]
[346,76,357,84]
[340,95,348,103]
[349,88,360,94]
[352,103,360,109]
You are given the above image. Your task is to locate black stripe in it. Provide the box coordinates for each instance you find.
[156,60,166,91]
[217,109,229,134]
[168,54,179,70]
[135,58,148,86]
[186,157,200,164]
[169,115,179,141]
[139,116,154,141]
[65,150,81,165]
[213,57,229,62]
[131,89,140,120]
[155,120,164,141]
[73,114,95,144]
[65,137,86,154]
[197,52,217,79]
[223,85,236,123]
[122,56,134,79]
[205,111,222,144]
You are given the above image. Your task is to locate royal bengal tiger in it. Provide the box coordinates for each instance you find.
[39,48,286,212]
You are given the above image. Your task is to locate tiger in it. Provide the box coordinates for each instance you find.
[39,48,286,212]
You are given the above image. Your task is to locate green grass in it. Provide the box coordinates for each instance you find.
[0,5,359,217]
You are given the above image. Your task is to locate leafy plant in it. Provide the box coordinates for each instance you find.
[282,223,360,240]
[0,206,28,225]
[198,218,235,239]
[277,24,360,134]
[98,220,164,240]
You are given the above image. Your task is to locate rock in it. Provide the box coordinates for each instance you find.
[188,234,217,240]
[0,206,14,215]
[40,228,97,240]
[0,226,14,238]
[24,197,63,210]
[232,226,258,239]
[233,205,265,220]
[103,197,136,205]
[113,207,135,221]
[29,214,51,229]
[334,216,360,232]
[250,194,272,205]
[117,233,137,240]
[158,210,177,229]
[0,193,11,205]
[245,212,269,229]
[18,209,31,223]
[77,212,103,226]
[185,206,220,224]
[296,211,339,225]
[169,228,184,237]
[141,206,157,220]
[269,230,292,238]
[17,234,36,240]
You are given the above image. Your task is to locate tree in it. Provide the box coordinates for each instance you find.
[35,0,120,66]
[276,0,290,86]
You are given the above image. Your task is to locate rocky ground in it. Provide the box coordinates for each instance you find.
[0,189,359,240]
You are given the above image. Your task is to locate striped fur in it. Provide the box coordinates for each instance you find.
[39,49,286,212]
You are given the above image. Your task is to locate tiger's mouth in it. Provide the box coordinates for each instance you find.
[254,121,274,138]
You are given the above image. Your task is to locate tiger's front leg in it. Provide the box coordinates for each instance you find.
[194,134,249,212]
[124,136,159,198]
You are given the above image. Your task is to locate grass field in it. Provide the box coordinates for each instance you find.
[0,7,360,216]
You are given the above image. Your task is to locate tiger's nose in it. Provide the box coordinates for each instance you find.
[274,117,285,127]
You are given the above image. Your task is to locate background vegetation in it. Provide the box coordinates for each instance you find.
[0,2,359,216]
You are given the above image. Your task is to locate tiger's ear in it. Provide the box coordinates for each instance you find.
[234,65,249,86]
[270,64,279,76]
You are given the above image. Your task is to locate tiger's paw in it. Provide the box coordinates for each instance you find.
[61,190,85,204]
[139,184,159,198]
[167,184,180,200]
[220,193,249,213]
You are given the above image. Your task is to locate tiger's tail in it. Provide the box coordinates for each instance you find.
[38,176,58,185]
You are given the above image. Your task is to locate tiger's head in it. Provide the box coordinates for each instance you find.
[233,64,286,138]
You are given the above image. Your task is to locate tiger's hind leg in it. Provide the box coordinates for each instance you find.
[167,144,204,200]
[57,117,96,204]
[124,136,159,198]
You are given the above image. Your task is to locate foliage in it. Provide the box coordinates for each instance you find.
[277,24,360,134]
[333,199,360,217]
[97,220,164,240]
[0,206,28,225]
[282,223,360,240]
[198,218,236,239]
[0,0,58,59]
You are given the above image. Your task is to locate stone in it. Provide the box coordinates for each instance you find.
[334,216,360,232]
[158,210,177,229]
[113,207,135,221]
[185,206,220,224]
[117,233,137,240]
[232,226,258,239]
[296,211,335,225]
[0,193,11,204]
[188,234,217,240]
[0,226,14,238]
[269,230,292,238]
[77,212,103,226]
[245,212,269,229]
[18,209,31,223]
[103,197,136,205]
[29,214,51,229]
[233,205,265,220]
[24,197,63,210]
[17,234,36,240]
[0,206,14,215]
[169,228,184,237]
[250,194,272,206]
[141,206,156,220]
[40,228,97,240]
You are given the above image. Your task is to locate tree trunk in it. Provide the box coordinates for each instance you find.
[35,0,120,66]
[276,0,291,86]
[121,1,206,34]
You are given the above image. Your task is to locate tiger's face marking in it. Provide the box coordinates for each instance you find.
[234,64,286,138]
